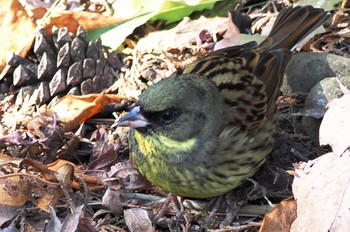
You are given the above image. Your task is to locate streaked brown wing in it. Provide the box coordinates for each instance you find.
[172,44,276,135]
[170,5,329,134]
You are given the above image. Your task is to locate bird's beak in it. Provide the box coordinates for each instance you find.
[114,106,150,128]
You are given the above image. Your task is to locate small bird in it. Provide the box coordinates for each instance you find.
[117,6,329,198]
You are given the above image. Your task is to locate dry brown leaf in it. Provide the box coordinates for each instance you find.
[27,7,47,20]
[40,93,132,132]
[0,172,63,212]
[88,127,117,170]
[0,121,105,211]
[41,11,130,34]
[0,0,36,70]
[20,159,61,182]
[319,94,350,156]
[56,124,83,160]
[102,188,123,215]
[0,155,103,211]
[47,159,76,171]
[136,16,228,51]
[47,204,84,231]
[106,161,149,191]
[260,197,297,232]
[61,205,84,231]
[291,153,350,231]
[47,159,105,191]
[124,208,152,232]
[0,153,22,166]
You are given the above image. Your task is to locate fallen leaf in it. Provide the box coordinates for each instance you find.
[0,154,104,212]
[20,159,61,182]
[291,153,350,231]
[124,208,152,232]
[0,205,19,225]
[102,187,123,215]
[0,153,23,166]
[47,159,105,191]
[47,204,84,232]
[0,0,36,70]
[136,16,228,51]
[88,129,119,170]
[319,94,350,156]
[42,11,130,34]
[47,206,63,231]
[40,93,131,132]
[106,161,149,191]
[0,172,63,212]
[97,0,222,49]
[61,205,84,232]
[260,197,297,232]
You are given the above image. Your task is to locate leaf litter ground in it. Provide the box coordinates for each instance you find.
[1,1,349,231]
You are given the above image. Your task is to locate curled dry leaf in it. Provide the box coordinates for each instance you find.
[47,159,105,191]
[260,197,297,232]
[88,127,119,170]
[26,110,65,158]
[19,158,61,182]
[0,0,36,71]
[106,161,149,191]
[0,111,66,163]
[27,110,64,140]
[42,93,132,132]
[54,162,75,187]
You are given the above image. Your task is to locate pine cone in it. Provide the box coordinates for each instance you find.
[3,26,123,106]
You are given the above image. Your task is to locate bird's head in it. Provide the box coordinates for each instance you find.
[117,76,226,142]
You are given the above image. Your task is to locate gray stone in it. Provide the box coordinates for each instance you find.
[301,76,350,145]
[283,53,350,94]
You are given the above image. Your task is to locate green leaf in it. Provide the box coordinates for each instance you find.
[88,0,222,49]
[151,0,219,24]
[88,12,156,49]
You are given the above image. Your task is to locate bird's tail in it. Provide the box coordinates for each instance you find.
[254,6,329,116]
[260,5,330,51]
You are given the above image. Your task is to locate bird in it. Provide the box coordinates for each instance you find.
[116,6,329,198]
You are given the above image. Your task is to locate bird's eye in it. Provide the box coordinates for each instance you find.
[159,109,178,125]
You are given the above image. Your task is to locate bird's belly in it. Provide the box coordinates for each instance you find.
[133,146,270,198]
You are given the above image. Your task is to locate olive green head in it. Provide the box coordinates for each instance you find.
[118,76,226,142]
